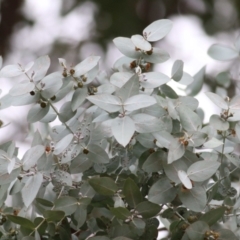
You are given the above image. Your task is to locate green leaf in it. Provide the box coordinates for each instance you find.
[143,19,173,42]
[203,138,223,148]
[54,133,73,155]
[22,172,43,208]
[217,229,238,240]
[216,72,231,88]
[199,207,225,226]
[0,64,23,77]
[0,167,20,184]
[178,186,206,212]
[178,170,192,189]
[70,154,93,173]
[160,84,178,98]
[113,37,141,59]
[43,210,65,222]
[54,196,78,215]
[72,205,87,228]
[111,116,135,147]
[41,72,63,99]
[208,44,238,61]
[9,81,35,96]
[59,101,76,122]
[113,238,133,240]
[178,72,194,85]
[32,55,50,81]
[148,177,177,204]
[229,95,240,109]
[187,160,220,182]
[115,74,139,102]
[168,138,185,163]
[177,105,202,131]
[171,60,184,82]
[143,47,170,63]
[87,94,122,113]
[74,56,100,76]
[131,113,165,133]
[123,178,142,208]
[135,201,161,218]
[27,104,50,123]
[225,153,240,168]
[89,177,118,195]
[131,34,151,51]
[36,198,54,207]
[87,144,110,164]
[131,218,146,229]
[186,221,209,240]
[6,215,35,229]
[140,72,170,88]
[210,115,229,131]
[124,94,156,111]
[185,66,205,96]
[142,150,163,173]
[71,87,88,111]
[163,158,188,184]
[88,237,110,240]
[110,207,131,220]
[110,72,134,88]
[22,145,45,171]
[205,92,228,109]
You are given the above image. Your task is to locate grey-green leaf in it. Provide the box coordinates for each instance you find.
[143,19,173,42]
[208,44,238,61]
[186,221,209,240]
[148,177,177,204]
[177,105,202,131]
[54,196,78,215]
[171,60,184,82]
[187,160,220,182]
[205,92,228,109]
[22,172,43,207]
[74,56,100,77]
[54,133,73,155]
[22,145,45,171]
[123,178,142,208]
[142,151,163,173]
[41,72,63,99]
[185,66,205,96]
[115,74,139,102]
[140,72,170,88]
[178,186,206,212]
[32,55,50,81]
[111,116,135,147]
[131,34,152,51]
[87,144,109,164]
[89,177,118,196]
[27,104,50,123]
[87,94,122,113]
[113,37,141,59]
[124,94,156,111]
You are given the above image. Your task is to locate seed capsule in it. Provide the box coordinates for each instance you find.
[30,91,35,96]
[40,102,47,108]
[83,148,89,154]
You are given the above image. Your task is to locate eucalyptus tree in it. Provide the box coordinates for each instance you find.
[0,18,239,240]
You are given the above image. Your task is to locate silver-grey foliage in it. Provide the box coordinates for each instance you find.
[0,18,239,240]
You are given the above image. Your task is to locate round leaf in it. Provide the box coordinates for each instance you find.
[187,160,220,182]
[143,19,173,42]
[88,177,118,196]
[131,34,152,51]
[208,44,238,61]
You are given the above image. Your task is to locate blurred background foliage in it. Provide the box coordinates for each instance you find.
[1,0,240,59]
